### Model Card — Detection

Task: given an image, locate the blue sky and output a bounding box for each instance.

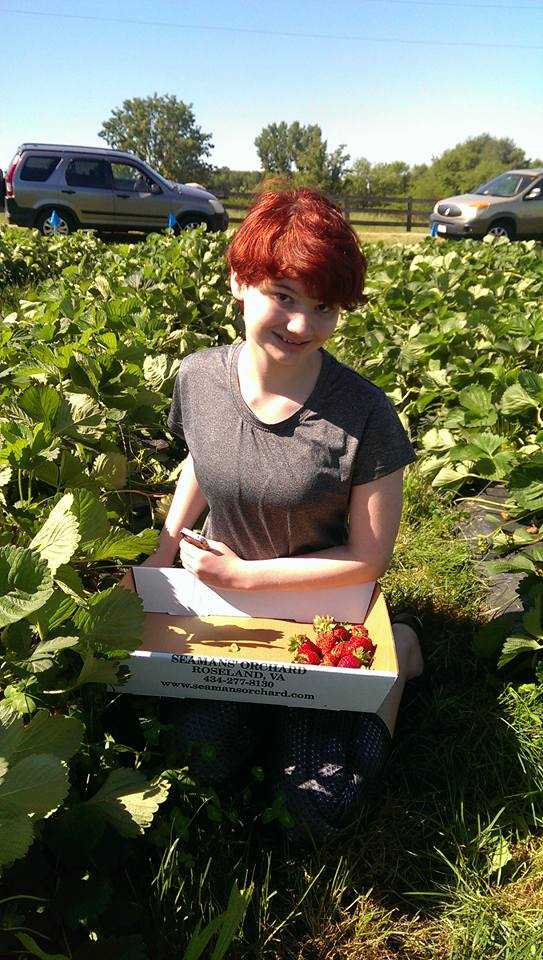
[2,0,542,173]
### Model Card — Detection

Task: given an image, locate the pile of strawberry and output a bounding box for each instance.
[288,615,377,669]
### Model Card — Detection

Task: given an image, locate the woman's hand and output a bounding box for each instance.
[179,538,247,590]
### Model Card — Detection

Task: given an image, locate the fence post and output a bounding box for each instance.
[343,198,351,222]
[406,197,413,232]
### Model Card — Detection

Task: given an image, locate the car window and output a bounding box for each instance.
[65,159,111,189]
[20,155,61,182]
[474,172,537,197]
[110,162,155,192]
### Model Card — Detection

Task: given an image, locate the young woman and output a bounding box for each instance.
[124,187,423,844]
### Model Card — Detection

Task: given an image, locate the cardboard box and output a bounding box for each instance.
[116,569,398,713]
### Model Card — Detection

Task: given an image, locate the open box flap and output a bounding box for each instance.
[132,567,375,623]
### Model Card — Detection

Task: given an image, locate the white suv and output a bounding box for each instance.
[429,168,543,241]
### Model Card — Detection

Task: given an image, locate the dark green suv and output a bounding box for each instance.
[5,143,228,236]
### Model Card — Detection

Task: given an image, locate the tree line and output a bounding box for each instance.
[99,93,542,200]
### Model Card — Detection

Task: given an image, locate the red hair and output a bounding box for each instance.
[226,187,367,309]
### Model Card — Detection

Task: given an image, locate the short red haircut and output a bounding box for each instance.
[226,187,367,309]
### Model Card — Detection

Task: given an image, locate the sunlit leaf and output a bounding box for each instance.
[93,451,128,489]
[29,492,80,575]
[87,769,170,837]
[0,546,54,627]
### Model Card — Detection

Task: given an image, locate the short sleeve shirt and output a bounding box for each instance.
[167,343,416,561]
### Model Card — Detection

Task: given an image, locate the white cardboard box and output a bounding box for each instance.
[116,569,398,713]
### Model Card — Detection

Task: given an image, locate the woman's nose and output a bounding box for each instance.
[286,310,311,333]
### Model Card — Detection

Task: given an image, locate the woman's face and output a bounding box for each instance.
[231,273,340,366]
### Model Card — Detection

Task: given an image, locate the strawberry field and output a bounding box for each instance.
[0,225,542,959]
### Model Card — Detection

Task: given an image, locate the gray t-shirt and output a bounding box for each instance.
[167,343,416,561]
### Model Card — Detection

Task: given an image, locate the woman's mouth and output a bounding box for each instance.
[274,333,311,346]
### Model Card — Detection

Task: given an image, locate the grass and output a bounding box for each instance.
[136,472,543,958]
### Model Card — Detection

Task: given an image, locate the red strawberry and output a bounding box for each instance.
[321,651,341,666]
[344,635,375,654]
[295,642,322,665]
[330,641,348,660]
[336,652,362,669]
[349,642,377,667]
[315,624,351,656]
[315,630,337,656]
[349,623,369,637]
[331,625,351,644]
[287,633,312,653]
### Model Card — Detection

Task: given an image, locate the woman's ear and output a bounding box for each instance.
[230,271,245,301]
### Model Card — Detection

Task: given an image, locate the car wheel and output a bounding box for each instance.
[176,213,209,231]
[36,209,77,236]
[485,220,515,240]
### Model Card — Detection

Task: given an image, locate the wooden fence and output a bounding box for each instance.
[219,192,436,232]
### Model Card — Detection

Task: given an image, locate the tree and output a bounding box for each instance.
[98,93,213,184]
[254,122,349,191]
[208,168,263,195]
[254,122,298,174]
[410,134,527,198]
[346,159,410,197]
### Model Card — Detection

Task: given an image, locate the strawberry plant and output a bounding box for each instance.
[1,225,543,956]
[331,235,543,678]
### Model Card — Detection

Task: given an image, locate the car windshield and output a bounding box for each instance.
[473,172,537,197]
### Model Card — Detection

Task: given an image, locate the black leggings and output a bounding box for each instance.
[166,698,391,844]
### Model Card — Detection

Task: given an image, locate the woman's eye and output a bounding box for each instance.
[316,303,331,313]
[273,292,291,303]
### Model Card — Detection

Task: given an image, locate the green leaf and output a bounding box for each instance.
[2,686,36,715]
[27,636,79,674]
[29,589,77,640]
[210,882,253,960]
[485,555,536,574]
[69,488,110,549]
[0,703,25,759]
[498,635,542,668]
[93,451,128,489]
[18,385,61,426]
[74,585,144,650]
[75,651,120,687]
[500,383,539,415]
[54,563,87,602]
[87,769,170,837]
[143,353,173,387]
[89,528,159,561]
[14,934,69,960]
[459,385,494,417]
[0,546,54,627]
[432,464,470,488]
[509,456,543,511]
[488,836,512,875]
[523,591,543,640]
[29,492,80,575]
[0,754,69,817]
[0,465,12,487]
[183,918,223,960]
[8,710,84,763]
[518,369,543,398]
[420,428,456,451]
[0,813,34,867]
